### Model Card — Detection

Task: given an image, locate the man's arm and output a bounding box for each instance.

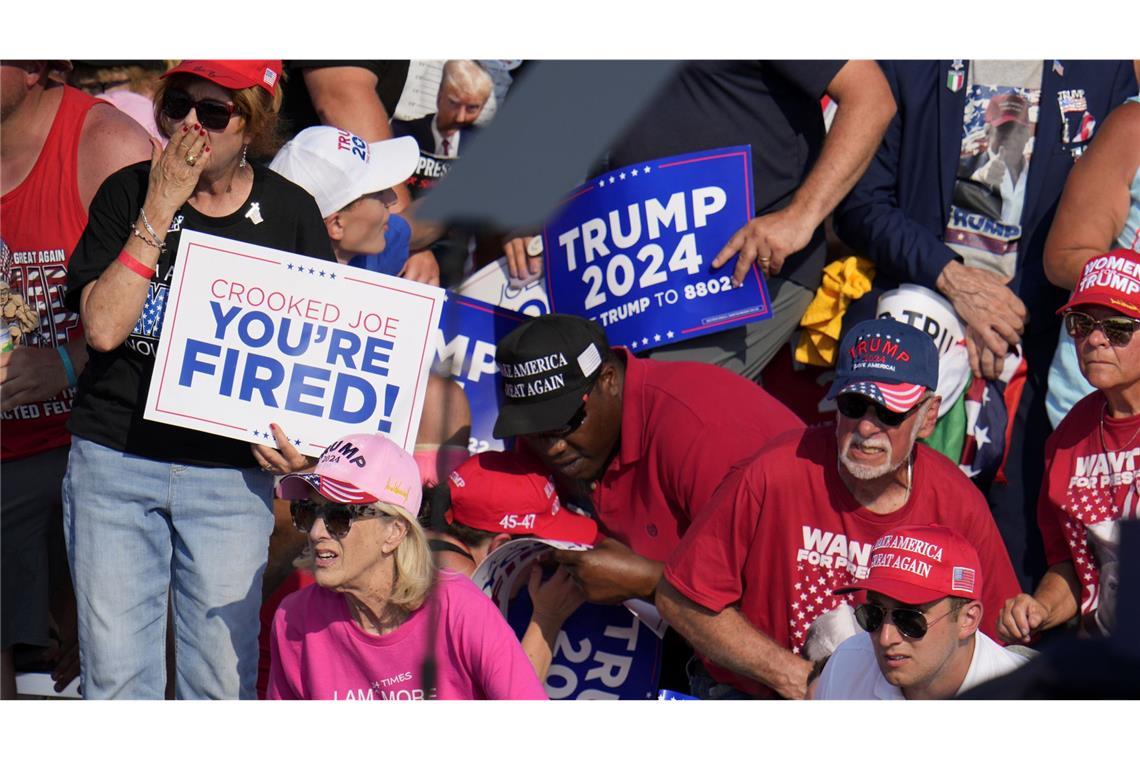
[1043,101,1140,290]
[549,537,662,604]
[713,60,896,284]
[77,99,153,208]
[302,66,411,209]
[656,578,811,700]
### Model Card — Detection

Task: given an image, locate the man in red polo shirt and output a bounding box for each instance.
[492,314,803,605]
[657,319,1021,699]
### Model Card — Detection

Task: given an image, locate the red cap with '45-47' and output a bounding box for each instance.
[445,450,598,545]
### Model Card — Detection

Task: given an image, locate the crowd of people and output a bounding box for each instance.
[2,57,1139,701]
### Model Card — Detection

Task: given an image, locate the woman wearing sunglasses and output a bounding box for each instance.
[1000,247,1140,646]
[267,432,546,700]
[62,60,335,699]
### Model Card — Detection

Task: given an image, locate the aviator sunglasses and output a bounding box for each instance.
[836,393,922,428]
[161,88,239,131]
[854,602,955,640]
[1064,310,1140,347]
[290,498,383,540]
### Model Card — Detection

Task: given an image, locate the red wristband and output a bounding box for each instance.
[118,250,156,279]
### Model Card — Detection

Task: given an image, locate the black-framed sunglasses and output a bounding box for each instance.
[290,498,383,540]
[836,393,922,428]
[529,377,599,440]
[854,602,955,640]
[1064,310,1140,347]
[161,88,238,132]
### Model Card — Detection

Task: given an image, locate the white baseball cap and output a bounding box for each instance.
[269,127,419,218]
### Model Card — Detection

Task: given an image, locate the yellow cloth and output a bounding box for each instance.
[793,256,876,366]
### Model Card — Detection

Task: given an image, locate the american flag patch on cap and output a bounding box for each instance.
[263,68,278,86]
[951,566,976,593]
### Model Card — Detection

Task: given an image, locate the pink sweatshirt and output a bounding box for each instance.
[267,570,546,700]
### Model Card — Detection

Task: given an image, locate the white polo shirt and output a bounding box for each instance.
[813,631,1029,699]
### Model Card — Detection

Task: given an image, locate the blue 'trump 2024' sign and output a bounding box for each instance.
[542,146,771,351]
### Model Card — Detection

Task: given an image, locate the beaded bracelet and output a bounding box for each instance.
[118,249,156,280]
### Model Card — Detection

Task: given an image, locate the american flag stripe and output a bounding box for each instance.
[951,567,976,593]
[292,474,377,505]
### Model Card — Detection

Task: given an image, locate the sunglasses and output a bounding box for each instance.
[290,498,383,540]
[855,602,955,640]
[161,88,239,132]
[528,379,598,440]
[836,393,922,427]
[1064,310,1140,347]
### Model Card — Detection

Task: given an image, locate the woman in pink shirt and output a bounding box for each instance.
[266,432,546,700]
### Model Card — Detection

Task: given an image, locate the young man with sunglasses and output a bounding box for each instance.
[814,524,1029,699]
[1000,248,1140,644]
[658,319,1020,699]
[492,314,803,608]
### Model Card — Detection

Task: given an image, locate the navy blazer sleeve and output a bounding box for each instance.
[832,61,959,290]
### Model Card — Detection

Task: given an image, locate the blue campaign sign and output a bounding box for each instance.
[434,294,530,455]
[542,145,771,351]
[507,591,662,700]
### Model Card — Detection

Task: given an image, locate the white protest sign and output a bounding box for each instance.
[144,230,445,456]
[472,537,586,615]
[454,256,549,316]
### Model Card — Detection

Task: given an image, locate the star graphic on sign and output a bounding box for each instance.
[293,438,302,446]
[308,267,316,275]
[654,334,661,342]
[619,172,626,180]
[329,272,336,280]
[643,166,651,173]
[642,338,650,346]
[609,177,615,185]
[974,425,992,447]
[666,330,675,339]
[598,180,605,188]
[252,429,261,438]
[287,264,295,271]
[631,169,639,177]
[319,271,327,278]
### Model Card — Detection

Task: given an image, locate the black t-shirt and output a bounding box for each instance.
[65,162,335,467]
[606,60,844,290]
[279,61,410,139]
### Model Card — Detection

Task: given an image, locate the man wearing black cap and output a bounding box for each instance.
[493,313,803,606]
[814,524,1029,699]
[657,319,1020,699]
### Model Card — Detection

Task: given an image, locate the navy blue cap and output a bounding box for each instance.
[827,319,939,412]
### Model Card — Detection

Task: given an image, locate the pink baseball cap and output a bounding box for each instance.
[445,450,598,545]
[1058,248,1140,318]
[277,433,423,518]
[163,60,282,96]
[833,524,983,605]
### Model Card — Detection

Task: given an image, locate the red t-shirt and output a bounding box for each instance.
[664,425,1021,697]
[591,349,803,562]
[0,86,100,460]
[1038,391,1138,620]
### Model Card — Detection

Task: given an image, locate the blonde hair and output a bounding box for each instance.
[440,60,493,102]
[153,71,285,158]
[372,502,435,613]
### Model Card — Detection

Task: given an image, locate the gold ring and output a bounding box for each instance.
[186,153,198,166]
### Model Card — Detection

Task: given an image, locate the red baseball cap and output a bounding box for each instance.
[1058,247,1140,318]
[163,60,282,96]
[445,451,598,545]
[985,93,1030,127]
[833,524,982,605]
